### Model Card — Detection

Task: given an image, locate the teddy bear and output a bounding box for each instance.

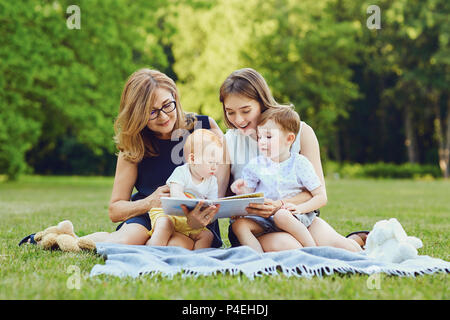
[364,218,423,263]
[34,220,96,253]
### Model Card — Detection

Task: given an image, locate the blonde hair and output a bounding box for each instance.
[259,106,301,138]
[219,68,293,128]
[113,68,195,162]
[183,129,223,162]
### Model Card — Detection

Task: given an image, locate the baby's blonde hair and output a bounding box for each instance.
[183,129,223,163]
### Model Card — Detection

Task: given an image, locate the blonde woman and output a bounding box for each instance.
[219,68,368,252]
[20,69,226,249]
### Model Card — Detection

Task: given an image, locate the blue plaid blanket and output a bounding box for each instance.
[90,243,450,279]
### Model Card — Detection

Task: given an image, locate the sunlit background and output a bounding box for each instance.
[0,0,448,179]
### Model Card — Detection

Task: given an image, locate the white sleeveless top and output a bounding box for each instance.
[225,121,304,182]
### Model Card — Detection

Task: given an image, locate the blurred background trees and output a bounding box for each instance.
[0,0,448,179]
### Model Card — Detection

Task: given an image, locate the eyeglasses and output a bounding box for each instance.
[149,100,176,120]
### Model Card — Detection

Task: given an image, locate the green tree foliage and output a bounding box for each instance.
[0,0,169,179]
[1,0,448,178]
[241,0,362,157]
[344,0,449,175]
[167,0,255,125]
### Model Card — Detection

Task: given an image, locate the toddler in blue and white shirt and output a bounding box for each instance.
[230,107,327,252]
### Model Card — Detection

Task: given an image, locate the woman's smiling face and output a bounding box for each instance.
[146,87,178,139]
[223,94,262,137]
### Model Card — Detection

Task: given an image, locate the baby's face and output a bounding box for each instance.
[257,120,292,160]
[189,145,223,179]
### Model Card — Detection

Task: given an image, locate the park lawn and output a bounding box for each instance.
[0,176,448,300]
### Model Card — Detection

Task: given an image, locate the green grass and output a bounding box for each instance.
[0,176,449,299]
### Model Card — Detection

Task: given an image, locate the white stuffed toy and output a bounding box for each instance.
[364,218,423,263]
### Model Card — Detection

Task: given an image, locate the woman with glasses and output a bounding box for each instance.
[20,68,226,248]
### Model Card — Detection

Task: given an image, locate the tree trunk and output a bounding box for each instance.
[333,128,342,162]
[404,103,418,163]
[431,91,450,178]
[444,97,450,178]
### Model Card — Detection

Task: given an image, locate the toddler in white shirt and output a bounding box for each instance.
[147,129,223,250]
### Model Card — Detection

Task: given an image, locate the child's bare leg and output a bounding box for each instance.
[273,209,316,247]
[167,231,194,250]
[231,218,265,253]
[192,229,214,250]
[147,217,174,246]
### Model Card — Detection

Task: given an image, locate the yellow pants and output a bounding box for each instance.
[148,208,206,238]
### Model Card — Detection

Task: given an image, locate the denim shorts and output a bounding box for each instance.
[247,211,317,236]
[229,210,319,245]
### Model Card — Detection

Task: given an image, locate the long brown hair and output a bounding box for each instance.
[219,68,293,128]
[114,68,194,162]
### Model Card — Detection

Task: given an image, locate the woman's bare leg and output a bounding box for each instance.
[83,223,150,245]
[257,232,303,252]
[347,233,368,247]
[307,217,361,252]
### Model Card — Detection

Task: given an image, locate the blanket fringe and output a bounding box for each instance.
[92,244,450,280]
[137,264,449,280]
